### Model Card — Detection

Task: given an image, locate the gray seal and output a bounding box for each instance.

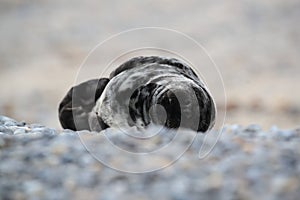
[59,56,216,132]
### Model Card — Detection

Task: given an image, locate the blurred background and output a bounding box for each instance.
[0,0,299,130]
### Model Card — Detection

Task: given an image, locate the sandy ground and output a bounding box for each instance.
[0,0,299,130]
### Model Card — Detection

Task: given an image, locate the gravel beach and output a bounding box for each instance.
[1,115,299,200]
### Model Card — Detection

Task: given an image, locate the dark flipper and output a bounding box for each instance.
[58,78,109,131]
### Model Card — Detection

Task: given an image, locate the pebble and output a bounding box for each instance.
[0,115,299,200]
[23,180,44,199]
[0,115,17,126]
[244,124,261,132]
[0,126,14,135]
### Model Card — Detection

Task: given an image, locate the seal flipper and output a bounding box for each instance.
[58,78,109,131]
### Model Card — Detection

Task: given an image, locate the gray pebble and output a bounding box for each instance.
[4,121,18,127]
[0,126,14,135]
[0,116,17,126]
[246,124,261,131]
[14,128,27,135]
[29,123,46,128]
